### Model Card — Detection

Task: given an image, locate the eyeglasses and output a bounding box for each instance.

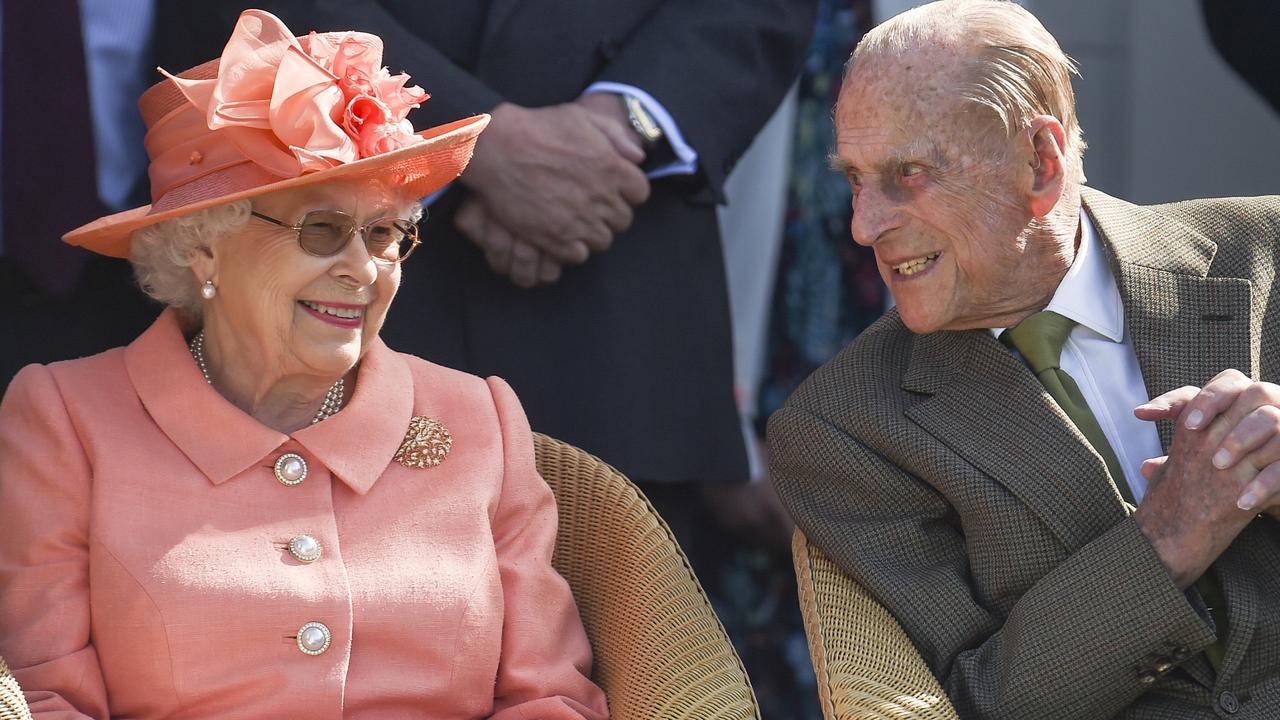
[250,209,422,263]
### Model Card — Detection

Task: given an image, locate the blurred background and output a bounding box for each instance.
[1019,0,1280,203]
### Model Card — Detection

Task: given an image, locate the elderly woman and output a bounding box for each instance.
[0,10,607,719]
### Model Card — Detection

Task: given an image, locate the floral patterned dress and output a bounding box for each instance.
[707,3,882,718]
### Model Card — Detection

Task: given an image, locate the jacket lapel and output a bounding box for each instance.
[903,329,1128,551]
[1085,188,1255,685]
[1084,188,1255,452]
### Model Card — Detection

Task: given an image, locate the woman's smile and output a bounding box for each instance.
[298,299,366,329]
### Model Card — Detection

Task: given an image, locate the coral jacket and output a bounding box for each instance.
[0,310,607,720]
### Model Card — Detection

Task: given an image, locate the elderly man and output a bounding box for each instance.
[769,1,1280,717]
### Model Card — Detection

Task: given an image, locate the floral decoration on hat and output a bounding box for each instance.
[160,10,430,179]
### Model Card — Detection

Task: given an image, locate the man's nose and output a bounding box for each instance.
[850,185,900,247]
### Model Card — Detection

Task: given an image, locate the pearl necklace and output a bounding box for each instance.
[187,331,345,425]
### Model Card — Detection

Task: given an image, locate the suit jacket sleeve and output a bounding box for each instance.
[0,365,108,719]
[153,0,505,125]
[483,377,608,720]
[592,0,817,202]
[768,405,1218,720]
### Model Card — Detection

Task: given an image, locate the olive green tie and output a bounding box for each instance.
[1002,311,1226,672]
[1002,312,1130,498]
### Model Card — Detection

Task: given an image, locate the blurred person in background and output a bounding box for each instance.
[711,0,879,716]
[0,0,157,391]
[1201,0,1280,116]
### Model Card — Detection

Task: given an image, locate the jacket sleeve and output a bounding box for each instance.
[768,404,1217,720]
[0,365,108,719]
[483,377,609,720]
[591,0,817,202]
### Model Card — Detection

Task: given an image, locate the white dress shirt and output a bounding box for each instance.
[992,210,1163,503]
[582,82,699,178]
[80,0,155,211]
[424,84,697,206]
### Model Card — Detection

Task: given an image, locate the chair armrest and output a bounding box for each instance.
[0,655,34,720]
[792,529,960,720]
[535,432,760,720]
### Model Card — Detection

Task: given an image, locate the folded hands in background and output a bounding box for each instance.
[456,94,651,288]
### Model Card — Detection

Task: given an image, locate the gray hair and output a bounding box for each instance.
[851,0,1087,182]
[129,200,253,320]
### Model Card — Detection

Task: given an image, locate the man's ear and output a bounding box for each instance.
[1025,115,1067,218]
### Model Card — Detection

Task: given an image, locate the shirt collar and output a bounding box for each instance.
[988,209,1125,342]
[125,310,412,494]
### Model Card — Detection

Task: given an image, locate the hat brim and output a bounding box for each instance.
[64,114,489,258]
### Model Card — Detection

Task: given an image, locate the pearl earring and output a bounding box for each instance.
[200,280,216,300]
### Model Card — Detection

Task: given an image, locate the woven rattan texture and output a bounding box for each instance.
[793,530,958,720]
[0,656,32,720]
[533,433,760,720]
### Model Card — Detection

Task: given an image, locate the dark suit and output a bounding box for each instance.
[770,189,1280,718]
[154,0,816,484]
[1201,0,1280,116]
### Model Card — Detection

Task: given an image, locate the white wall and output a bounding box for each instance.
[1030,0,1280,203]
[875,0,1280,203]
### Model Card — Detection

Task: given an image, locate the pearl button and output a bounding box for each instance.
[274,453,308,486]
[288,534,322,563]
[296,622,331,655]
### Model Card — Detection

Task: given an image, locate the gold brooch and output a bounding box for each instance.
[394,416,453,469]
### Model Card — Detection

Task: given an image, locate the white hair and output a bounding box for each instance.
[851,0,1087,182]
[129,200,252,320]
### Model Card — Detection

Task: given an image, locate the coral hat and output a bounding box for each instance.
[64,9,489,258]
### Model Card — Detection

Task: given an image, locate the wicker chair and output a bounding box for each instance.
[0,656,31,720]
[534,432,760,719]
[793,529,959,720]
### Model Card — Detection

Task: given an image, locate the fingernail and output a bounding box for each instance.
[1239,493,1258,511]
[1213,449,1232,469]
[1186,410,1204,429]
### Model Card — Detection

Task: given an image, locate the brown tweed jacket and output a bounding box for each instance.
[769,188,1280,719]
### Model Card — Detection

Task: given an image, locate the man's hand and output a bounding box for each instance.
[460,101,650,265]
[1133,408,1257,588]
[1137,371,1280,513]
[1132,370,1280,587]
[455,197,563,288]
[574,91,648,160]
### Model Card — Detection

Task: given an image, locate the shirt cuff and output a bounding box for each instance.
[422,186,450,207]
[583,82,699,179]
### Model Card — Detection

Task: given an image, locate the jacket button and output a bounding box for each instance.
[1218,691,1240,714]
[1136,670,1157,686]
[274,452,308,486]
[287,535,322,563]
[1153,660,1174,674]
[297,622,331,655]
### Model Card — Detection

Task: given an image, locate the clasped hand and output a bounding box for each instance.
[455,96,651,288]
[1133,369,1280,588]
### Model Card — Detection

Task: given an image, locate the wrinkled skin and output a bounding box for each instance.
[190,179,419,433]
[832,48,1076,334]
